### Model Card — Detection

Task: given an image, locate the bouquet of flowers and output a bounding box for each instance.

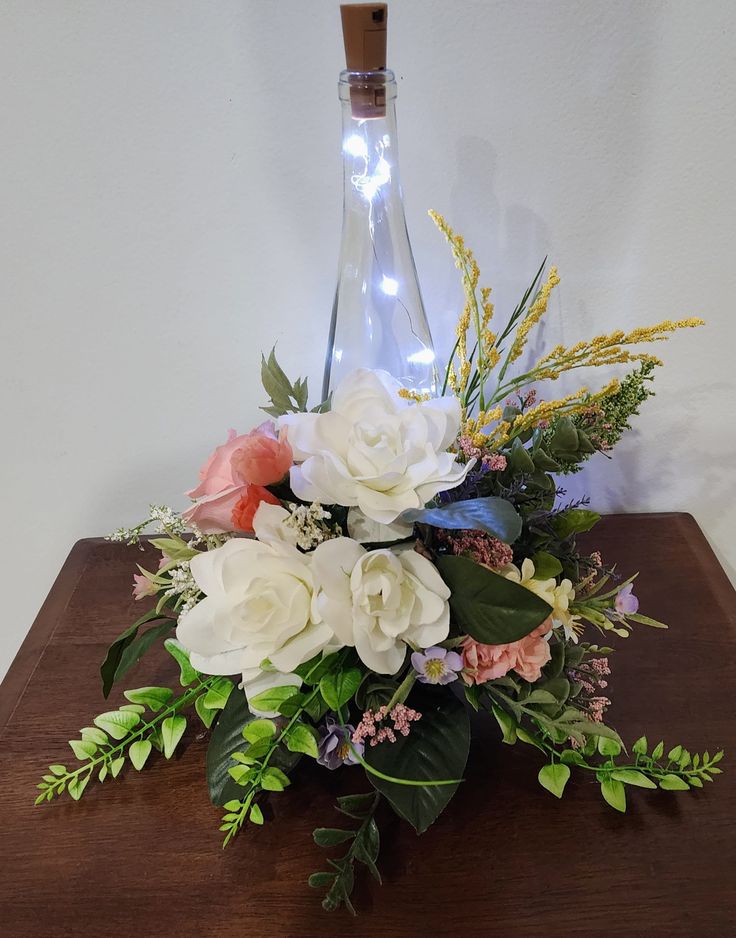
[36,214,723,914]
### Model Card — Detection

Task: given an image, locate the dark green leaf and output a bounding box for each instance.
[552,508,601,540]
[401,496,522,544]
[313,828,355,847]
[436,555,552,644]
[100,609,174,697]
[365,686,470,833]
[531,551,563,579]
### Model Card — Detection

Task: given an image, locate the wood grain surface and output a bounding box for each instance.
[1,513,734,937]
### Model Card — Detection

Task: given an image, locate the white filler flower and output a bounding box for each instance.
[176,504,334,676]
[311,537,451,674]
[279,369,469,525]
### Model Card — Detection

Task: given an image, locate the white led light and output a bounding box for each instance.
[407,348,436,365]
[381,276,399,296]
[343,134,368,158]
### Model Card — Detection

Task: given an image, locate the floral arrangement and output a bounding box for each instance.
[36,214,723,914]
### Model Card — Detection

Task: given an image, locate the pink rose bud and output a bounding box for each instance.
[230,423,293,486]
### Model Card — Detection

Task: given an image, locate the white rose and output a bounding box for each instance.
[176,505,335,676]
[279,368,469,525]
[311,537,451,674]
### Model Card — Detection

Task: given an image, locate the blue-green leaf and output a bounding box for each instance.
[401,496,522,544]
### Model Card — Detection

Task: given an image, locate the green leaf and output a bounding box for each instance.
[161,714,187,759]
[129,739,153,771]
[119,703,146,714]
[365,686,470,834]
[552,508,601,539]
[149,537,199,562]
[531,551,563,579]
[242,719,277,743]
[195,694,217,728]
[261,767,290,791]
[600,777,626,812]
[248,684,300,713]
[93,710,141,741]
[49,765,67,776]
[401,496,522,544]
[491,704,518,744]
[286,724,319,758]
[308,872,335,888]
[100,609,174,697]
[597,736,622,757]
[313,828,355,847]
[538,763,571,798]
[659,774,690,791]
[435,555,552,644]
[124,686,174,712]
[67,774,91,801]
[651,740,664,760]
[69,739,97,760]
[202,677,234,711]
[319,668,362,711]
[632,735,648,755]
[163,639,199,686]
[516,727,545,751]
[80,726,109,746]
[110,756,125,778]
[610,769,657,789]
[249,803,264,825]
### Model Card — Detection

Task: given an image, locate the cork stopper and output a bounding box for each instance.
[340,3,388,118]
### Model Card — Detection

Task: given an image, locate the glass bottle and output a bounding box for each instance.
[322,69,439,400]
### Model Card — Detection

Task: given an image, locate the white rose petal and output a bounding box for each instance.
[312,538,451,675]
[176,535,336,679]
[279,368,470,525]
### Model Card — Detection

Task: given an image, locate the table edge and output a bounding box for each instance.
[0,539,98,729]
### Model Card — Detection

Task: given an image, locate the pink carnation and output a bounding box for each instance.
[182,422,291,534]
[461,618,553,685]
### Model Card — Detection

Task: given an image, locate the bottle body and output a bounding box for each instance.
[322,70,439,400]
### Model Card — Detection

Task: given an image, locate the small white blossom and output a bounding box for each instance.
[283,502,340,550]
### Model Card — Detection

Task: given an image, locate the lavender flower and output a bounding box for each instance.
[615,583,639,615]
[411,646,463,685]
[317,717,362,770]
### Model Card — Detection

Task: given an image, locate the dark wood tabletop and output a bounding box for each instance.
[1,513,735,937]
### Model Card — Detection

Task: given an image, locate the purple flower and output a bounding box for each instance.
[317,717,362,770]
[410,646,464,685]
[615,583,639,616]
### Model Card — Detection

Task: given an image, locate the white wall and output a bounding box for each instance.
[2,0,735,679]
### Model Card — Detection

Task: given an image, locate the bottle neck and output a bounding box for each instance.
[339,70,402,208]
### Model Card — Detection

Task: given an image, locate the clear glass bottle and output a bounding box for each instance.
[322,69,439,400]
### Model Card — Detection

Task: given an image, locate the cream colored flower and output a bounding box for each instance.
[311,538,451,675]
[176,504,334,676]
[279,368,469,525]
[502,558,582,642]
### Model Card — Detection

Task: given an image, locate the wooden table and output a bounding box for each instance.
[1,513,735,937]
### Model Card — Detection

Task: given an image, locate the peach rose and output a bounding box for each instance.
[461,618,553,685]
[183,423,291,534]
[230,422,292,486]
[231,485,281,533]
